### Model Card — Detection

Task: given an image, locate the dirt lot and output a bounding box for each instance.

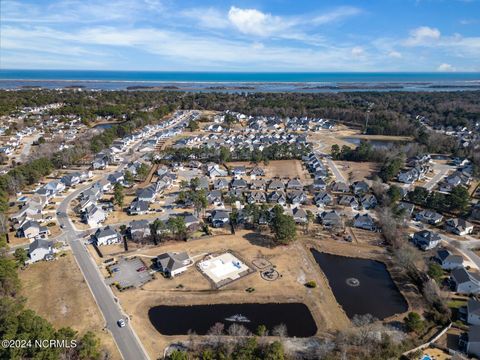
[333,161,380,182]
[18,252,120,360]
[227,160,311,182]
[106,229,413,359]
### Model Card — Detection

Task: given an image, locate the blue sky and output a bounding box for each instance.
[1,0,479,72]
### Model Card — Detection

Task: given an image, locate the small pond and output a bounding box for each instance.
[310,249,408,319]
[342,137,403,149]
[148,303,317,337]
[93,122,125,130]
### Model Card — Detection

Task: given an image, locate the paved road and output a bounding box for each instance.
[53,111,192,360]
[424,163,453,191]
[326,158,348,184]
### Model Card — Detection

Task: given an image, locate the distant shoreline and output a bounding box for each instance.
[1,70,480,92]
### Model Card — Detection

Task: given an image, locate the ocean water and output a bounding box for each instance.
[1,69,480,92]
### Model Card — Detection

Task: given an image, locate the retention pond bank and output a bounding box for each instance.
[148,303,317,337]
[310,249,408,319]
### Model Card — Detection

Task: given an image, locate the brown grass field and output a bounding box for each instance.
[18,252,121,360]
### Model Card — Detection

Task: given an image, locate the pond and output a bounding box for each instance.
[310,249,408,319]
[92,121,125,130]
[342,137,402,149]
[148,303,317,337]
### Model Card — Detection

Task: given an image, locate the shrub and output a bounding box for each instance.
[305,280,317,288]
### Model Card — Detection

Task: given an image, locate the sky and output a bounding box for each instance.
[1,0,479,72]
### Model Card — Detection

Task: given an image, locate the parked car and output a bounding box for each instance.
[117,319,126,328]
[136,266,147,272]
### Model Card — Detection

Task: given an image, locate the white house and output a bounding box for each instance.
[28,239,54,263]
[155,252,191,277]
[93,226,121,246]
[451,267,480,294]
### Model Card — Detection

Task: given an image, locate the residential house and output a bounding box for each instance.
[352,181,369,195]
[231,178,248,189]
[287,178,303,190]
[268,191,287,205]
[319,210,342,228]
[312,178,327,191]
[292,207,308,224]
[338,195,359,210]
[107,171,124,185]
[136,185,157,203]
[17,220,49,239]
[415,210,443,225]
[468,299,480,325]
[268,179,285,191]
[331,182,349,193]
[314,191,333,207]
[435,249,463,270]
[247,191,266,204]
[180,213,200,230]
[207,190,223,205]
[93,226,121,246]
[412,230,441,250]
[287,190,307,205]
[28,239,54,263]
[471,203,480,221]
[61,173,81,187]
[231,166,246,177]
[210,210,230,228]
[451,267,480,294]
[128,200,150,215]
[466,326,480,358]
[82,204,107,227]
[353,213,376,231]
[155,252,191,277]
[207,164,228,178]
[445,218,474,236]
[250,179,266,190]
[249,166,265,178]
[361,194,377,209]
[129,220,151,241]
[397,202,415,216]
[213,178,229,190]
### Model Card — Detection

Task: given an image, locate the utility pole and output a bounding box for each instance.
[364,102,374,134]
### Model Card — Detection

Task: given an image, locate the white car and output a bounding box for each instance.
[117,319,126,328]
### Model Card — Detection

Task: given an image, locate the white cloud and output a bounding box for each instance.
[312,6,362,25]
[405,26,441,45]
[351,46,365,57]
[437,63,456,72]
[388,50,402,58]
[181,8,230,29]
[227,6,291,37]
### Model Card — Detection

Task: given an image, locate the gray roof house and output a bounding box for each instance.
[247,191,266,204]
[331,182,350,193]
[319,210,342,228]
[445,218,474,236]
[353,213,376,231]
[287,190,307,205]
[268,180,285,191]
[213,178,230,190]
[360,194,377,210]
[465,325,480,358]
[287,178,303,190]
[467,299,480,326]
[397,202,415,216]
[292,207,308,224]
[231,178,248,189]
[314,191,333,207]
[128,200,149,215]
[94,226,121,246]
[412,230,441,251]
[82,204,107,227]
[415,210,443,225]
[17,220,49,239]
[210,210,230,228]
[268,191,287,205]
[352,181,369,195]
[155,252,191,277]
[338,195,359,210]
[136,185,157,203]
[451,267,480,294]
[28,239,54,263]
[129,220,151,241]
[435,249,463,270]
[207,190,223,205]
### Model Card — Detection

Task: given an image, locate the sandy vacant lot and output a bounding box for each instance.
[333,161,380,182]
[19,252,120,360]
[227,160,311,182]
